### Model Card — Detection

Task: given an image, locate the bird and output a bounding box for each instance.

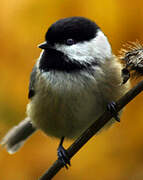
[1,16,130,168]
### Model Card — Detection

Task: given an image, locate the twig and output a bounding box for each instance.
[39,80,143,180]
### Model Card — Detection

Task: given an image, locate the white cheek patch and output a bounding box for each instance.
[55,30,112,64]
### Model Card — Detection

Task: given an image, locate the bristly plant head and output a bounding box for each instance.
[119,41,143,84]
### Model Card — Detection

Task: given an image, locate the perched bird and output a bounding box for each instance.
[1,16,130,168]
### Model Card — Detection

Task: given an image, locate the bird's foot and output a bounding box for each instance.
[57,137,71,169]
[107,101,120,122]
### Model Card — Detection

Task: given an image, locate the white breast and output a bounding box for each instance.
[27,68,109,139]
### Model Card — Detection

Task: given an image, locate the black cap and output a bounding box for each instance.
[45,17,100,45]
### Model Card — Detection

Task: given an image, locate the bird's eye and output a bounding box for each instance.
[66,39,75,45]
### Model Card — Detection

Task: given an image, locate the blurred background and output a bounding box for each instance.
[0,0,143,179]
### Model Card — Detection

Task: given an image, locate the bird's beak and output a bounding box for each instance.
[38,42,53,50]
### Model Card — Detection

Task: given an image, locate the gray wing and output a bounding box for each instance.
[28,65,37,99]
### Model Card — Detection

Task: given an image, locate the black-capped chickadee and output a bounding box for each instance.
[1,17,130,167]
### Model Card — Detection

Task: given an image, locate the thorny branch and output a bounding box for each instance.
[39,42,143,180]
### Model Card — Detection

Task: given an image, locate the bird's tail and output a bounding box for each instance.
[0,117,37,154]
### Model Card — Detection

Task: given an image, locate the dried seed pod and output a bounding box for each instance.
[121,68,130,84]
[119,41,143,84]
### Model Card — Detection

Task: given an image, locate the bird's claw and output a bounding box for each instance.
[57,137,71,169]
[107,101,120,122]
